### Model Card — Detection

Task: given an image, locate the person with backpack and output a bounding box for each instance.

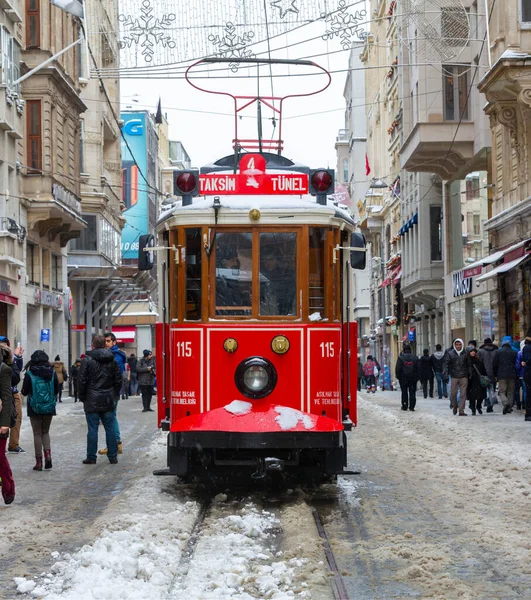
[78,335,123,464]
[418,348,435,399]
[395,344,419,411]
[430,344,447,399]
[52,355,68,403]
[363,355,378,393]
[519,337,531,422]
[0,342,16,504]
[443,338,469,416]
[493,336,518,415]
[21,350,59,471]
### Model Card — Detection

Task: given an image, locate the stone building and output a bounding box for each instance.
[476,1,531,341]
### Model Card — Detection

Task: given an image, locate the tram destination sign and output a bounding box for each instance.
[199,173,309,195]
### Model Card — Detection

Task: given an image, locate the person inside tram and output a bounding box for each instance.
[260,247,296,316]
[215,245,251,314]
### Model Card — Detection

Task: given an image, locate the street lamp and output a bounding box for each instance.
[369,177,390,391]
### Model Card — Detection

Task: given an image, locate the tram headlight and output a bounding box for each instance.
[235,357,277,400]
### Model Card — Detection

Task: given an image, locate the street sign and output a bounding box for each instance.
[199,173,308,195]
[40,329,50,342]
[71,324,86,331]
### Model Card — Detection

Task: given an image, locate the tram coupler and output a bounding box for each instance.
[161,418,170,432]
[342,417,353,431]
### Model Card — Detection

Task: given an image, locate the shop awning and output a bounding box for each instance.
[111,326,136,343]
[392,268,402,285]
[382,277,392,288]
[465,237,531,271]
[476,252,531,283]
[0,293,18,306]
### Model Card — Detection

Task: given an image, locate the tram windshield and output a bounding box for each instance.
[215,232,253,316]
[259,233,297,316]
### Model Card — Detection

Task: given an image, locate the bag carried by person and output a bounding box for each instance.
[400,357,415,378]
[373,365,379,377]
[363,361,375,378]
[27,372,56,414]
[473,365,490,388]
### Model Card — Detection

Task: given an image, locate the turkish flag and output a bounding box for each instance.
[365,153,371,176]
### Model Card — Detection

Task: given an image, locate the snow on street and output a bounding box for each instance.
[2,390,531,599]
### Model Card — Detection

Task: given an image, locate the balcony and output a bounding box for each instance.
[0,88,23,138]
[400,121,475,180]
[23,177,85,246]
[0,0,22,21]
[336,129,350,143]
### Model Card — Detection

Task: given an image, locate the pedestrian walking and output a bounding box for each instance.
[395,344,419,411]
[21,350,58,471]
[121,363,130,400]
[357,356,364,392]
[478,337,499,412]
[99,332,127,456]
[70,359,81,402]
[443,338,469,416]
[493,336,518,415]
[52,356,68,403]
[78,335,122,464]
[430,344,447,399]
[519,337,531,422]
[5,339,25,453]
[467,346,487,415]
[418,348,435,399]
[127,353,138,396]
[0,342,16,504]
[362,355,378,393]
[515,341,527,413]
[137,349,156,412]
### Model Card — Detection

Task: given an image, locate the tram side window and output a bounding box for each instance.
[185,228,202,320]
[259,233,297,316]
[215,232,253,316]
[309,227,326,317]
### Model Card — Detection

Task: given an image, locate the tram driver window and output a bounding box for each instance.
[185,228,202,320]
[215,232,253,316]
[259,233,297,316]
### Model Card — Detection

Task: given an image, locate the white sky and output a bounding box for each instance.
[119,17,364,170]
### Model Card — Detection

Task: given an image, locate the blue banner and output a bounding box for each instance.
[40,329,50,343]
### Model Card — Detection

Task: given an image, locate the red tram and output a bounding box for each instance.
[138,59,366,482]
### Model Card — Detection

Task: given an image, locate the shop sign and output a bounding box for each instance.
[452,270,472,298]
[34,288,63,309]
[408,330,416,341]
[52,182,81,214]
[40,329,50,342]
[71,324,86,332]
[463,265,482,278]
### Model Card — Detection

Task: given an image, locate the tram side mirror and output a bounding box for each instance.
[138,234,155,271]
[350,232,366,270]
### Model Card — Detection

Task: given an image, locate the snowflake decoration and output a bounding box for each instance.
[321,0,367,50]
[119,0,176,63]
[208,22,255,72]
[270,0,299,19]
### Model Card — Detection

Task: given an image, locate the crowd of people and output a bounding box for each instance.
[360,335,531,417]
[0,333,156,506]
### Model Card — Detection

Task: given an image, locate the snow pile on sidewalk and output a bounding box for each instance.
[174,502,310,600]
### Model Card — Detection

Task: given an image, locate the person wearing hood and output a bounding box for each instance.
[52,355,68,403]
[137,349,156,412]
[515,340,527,413]
[430,345,447,399]
[467,346,487,415]
[443,338,469,415]
[478,337,499,412]
[362,355,379,393]
[493,336,518,414]
[21,350,59,471]
[0,343,16,504]
[418,349,435,399]
[395,345,419,411]
[519,337,531,421]
[100,332,127,457]
[78,335,122,464]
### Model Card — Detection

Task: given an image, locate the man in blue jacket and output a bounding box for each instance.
[98,332,127,456]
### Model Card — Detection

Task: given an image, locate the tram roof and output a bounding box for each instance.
[158,195,355,230]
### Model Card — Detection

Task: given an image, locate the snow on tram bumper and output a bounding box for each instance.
[159,401,347,479]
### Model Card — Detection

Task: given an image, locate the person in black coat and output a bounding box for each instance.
[0,344,15,504]
[78,335,122,464]
[21,350,59,471]
[493,336,518,414]
[396,345,419,411]
[418,348,435,399]
[467,346,487,415]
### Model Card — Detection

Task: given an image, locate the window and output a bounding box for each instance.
[309,228,326,315]
[443,66,469,121]
[42,248,50,289]
[27,243,40,285]
[430,206,442,261]
[259,233,297,316]
[473,214,481,235]
[465,175,479,200]
[522,0,531,22]
[441,7,469,46]
[52,254,61,291]
[0,28,21,90]
[215,232,253,316]
[185,228,202,320]
[99,217,120,264]
[26,0,40,48]
[343,159,349,183]
[27,100,42,171]
[71,214,97,251]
